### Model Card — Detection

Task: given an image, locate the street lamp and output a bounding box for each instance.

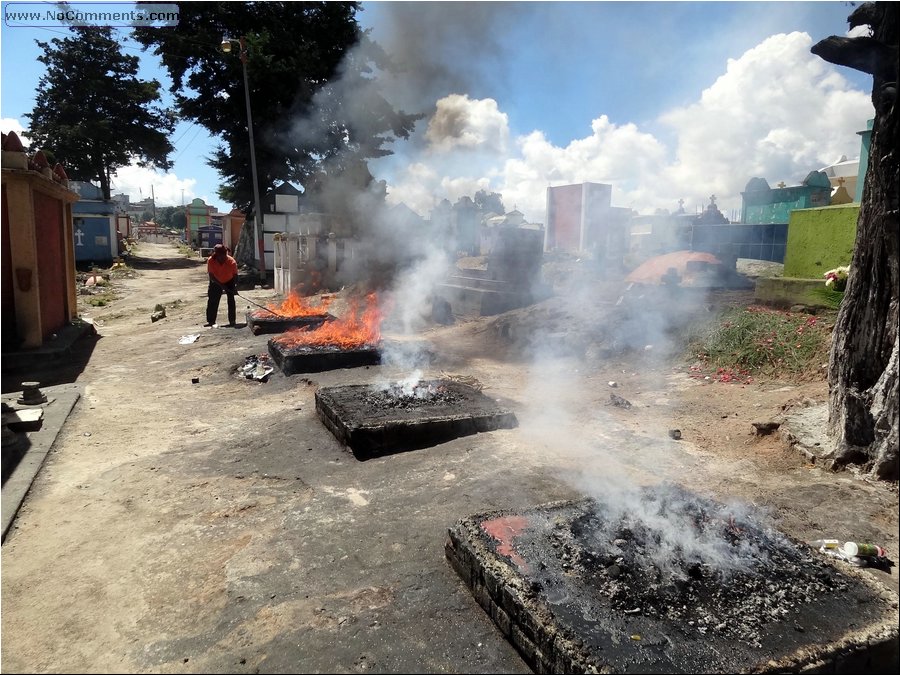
[222,36,265,281]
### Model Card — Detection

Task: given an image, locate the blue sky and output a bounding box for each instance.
[1,1,873,222]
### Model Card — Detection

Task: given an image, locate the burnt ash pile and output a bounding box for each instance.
[246,311,332,335]
[316,379,518,459]
[446,486,899,674]
[559,485,843,647]
[361,381,466,410]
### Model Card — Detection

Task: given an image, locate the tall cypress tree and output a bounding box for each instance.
[26,26,175,199]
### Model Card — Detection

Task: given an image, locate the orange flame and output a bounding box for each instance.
[250,289,333,319]
[273,293,382,350]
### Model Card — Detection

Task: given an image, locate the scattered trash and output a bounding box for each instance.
[239,354,274,381]
[178,334,200,345]
[608,381,617,388]
[151,304,166,323]
[808,539,840,550]
[608,393,632,409]
[191,377,200,384]
[668,429,682,440]
[811,540,894,571]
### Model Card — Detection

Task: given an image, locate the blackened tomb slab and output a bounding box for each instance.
[267,340,381,375]
[247,311,332,335]
[315,379,518,459]
[446,488,899,674]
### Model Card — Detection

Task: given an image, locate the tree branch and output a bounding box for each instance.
[811,36,898,81]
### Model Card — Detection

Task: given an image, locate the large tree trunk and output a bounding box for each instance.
[232,211,257,270]
[813,2,899,480]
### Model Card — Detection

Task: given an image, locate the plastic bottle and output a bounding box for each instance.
[842,542,886,557]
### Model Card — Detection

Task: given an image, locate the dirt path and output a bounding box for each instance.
[1,241,897,673]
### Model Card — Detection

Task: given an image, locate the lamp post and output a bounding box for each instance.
[222,36,265,281]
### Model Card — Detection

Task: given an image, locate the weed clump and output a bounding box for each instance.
[688,306,834,381]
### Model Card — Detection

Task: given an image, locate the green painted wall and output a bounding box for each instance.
[741,172,832,224]
[783,204,858,278]
[187,198,210,242]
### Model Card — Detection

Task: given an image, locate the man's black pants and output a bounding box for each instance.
[207,280,237,325]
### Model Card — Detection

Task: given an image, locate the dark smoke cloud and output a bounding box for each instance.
[360,1,514,121]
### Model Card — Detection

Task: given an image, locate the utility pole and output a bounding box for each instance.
[223,35,265,283]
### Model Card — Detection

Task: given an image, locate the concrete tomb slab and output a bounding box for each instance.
[246,310,332,335]
[267,339,381,375]
[446,486,899,674]
[316,379,518,459]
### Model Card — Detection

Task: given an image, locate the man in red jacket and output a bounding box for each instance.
[206,244,239,327]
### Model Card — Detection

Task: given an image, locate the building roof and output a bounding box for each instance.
[819,155,859,179]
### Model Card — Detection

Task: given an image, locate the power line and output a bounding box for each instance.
[173,124,206,161]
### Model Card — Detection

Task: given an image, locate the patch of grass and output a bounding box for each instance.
[687,305,835,381]
[87,291,117,307]
[810,287,845,310]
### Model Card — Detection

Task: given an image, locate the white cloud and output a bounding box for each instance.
[657,32,872,214]
[1,118,31,145]
[378,32,872,224]
[2,117,204,208]
[109,163,199,208]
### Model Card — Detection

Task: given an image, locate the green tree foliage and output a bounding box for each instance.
[155,205,178,228]
[134,2,422,212]
[474,190,506,215]
[26,27,175,200]
[155,205,187,231]
[171,208,187,232]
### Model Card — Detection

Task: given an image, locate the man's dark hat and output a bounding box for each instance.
[213,243,226,253]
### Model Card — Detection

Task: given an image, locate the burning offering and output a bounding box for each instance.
[316,374,518,459]
[268,294,382,374]
[246,290,333,335]
[446,485,898,674]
